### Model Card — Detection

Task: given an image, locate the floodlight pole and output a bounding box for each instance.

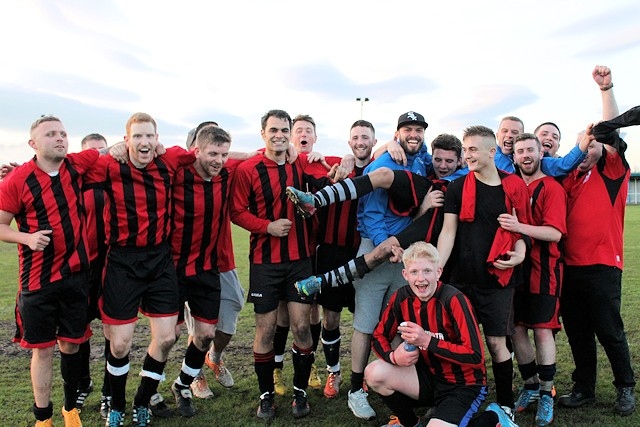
[356,97,370,119]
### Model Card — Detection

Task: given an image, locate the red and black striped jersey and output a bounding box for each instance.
[230,153,327,264]
[216,213,235,273]
[524,176,566,296]
[0,151,99,292]
[170,160,239,276]
[83,186,107,264]
[372,283,486,387]
[86,146,195,247]
[316,165,365,250]
[562,148,630,269]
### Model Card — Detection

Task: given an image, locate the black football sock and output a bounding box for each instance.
[254,350,275,395]
[322,326,341,371]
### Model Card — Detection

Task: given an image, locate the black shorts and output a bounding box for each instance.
[315,243,357,313]
[177,269,221,324]
[388,170,431,216]
[100,243,179,324]
[514,289,561,330]
[16,270,90,348]
[87,258,105,322]
[249,258,313,314]
[415,359,436,404]
[454,283,515,337]
[431,380,487,426]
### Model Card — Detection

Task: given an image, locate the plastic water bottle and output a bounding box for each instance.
[400,322,417,351]
[404,342,417,351]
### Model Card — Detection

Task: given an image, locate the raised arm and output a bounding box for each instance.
[593,65,619,155]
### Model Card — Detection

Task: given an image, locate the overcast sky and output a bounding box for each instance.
[1,0,639,170]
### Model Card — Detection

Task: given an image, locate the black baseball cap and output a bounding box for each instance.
[397,111,428,130]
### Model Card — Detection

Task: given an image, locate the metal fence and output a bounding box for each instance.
[629,174,639,205]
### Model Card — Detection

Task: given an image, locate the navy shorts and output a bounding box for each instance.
[315,243,357,313]
[249,258,313,314]
[100,243,179,324]
[16,270,89,348]
[177,269,221,324]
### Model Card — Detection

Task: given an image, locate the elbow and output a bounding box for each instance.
[549,230,563,242]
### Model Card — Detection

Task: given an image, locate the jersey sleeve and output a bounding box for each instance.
[164,145,196,170]
[494,148,515,173]
[371,291,401,364]
[0,170,22,214]
[540,145,586,177]
[67,149,101,174]
[229,162,271,234]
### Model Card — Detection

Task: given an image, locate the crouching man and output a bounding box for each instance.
[365,242,517,427]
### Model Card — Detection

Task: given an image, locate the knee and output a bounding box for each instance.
[364,361,384,388]
[486,337,506,357]
[378,167,394,181]
[156,335,177,354]
[58,341,79,355]
[32,346,55,361]
[110,340,131,359]
[195,332,215,351]
[323,312,340,330]
[290,324,311,346]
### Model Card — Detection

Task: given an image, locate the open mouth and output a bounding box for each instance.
[406,140,421,149]
[415,283,429,291]
[542,142,553,150]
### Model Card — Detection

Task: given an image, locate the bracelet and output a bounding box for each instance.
[600,83,614,91]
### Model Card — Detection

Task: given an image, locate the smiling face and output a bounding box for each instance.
[348,125,376,163]
[497,119,524,155]
[402,257,442,302]
[535,124,561,157]
[463,135,495,174]
[432,148,461,179]
[29,119,69,163]
[125,121,158,168]
[514,137,543,177]
[396,124,425,155]
[261,116,291,158]
[291,119,317,153]
[194,141,230,179]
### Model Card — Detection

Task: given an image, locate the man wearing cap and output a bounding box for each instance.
[346,111,429,420]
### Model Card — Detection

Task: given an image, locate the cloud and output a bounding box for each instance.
[444,85,539,130]
[8,72,140,105]
[552,4,640,55]
[0,87,191,144]
[282,63,437,103]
